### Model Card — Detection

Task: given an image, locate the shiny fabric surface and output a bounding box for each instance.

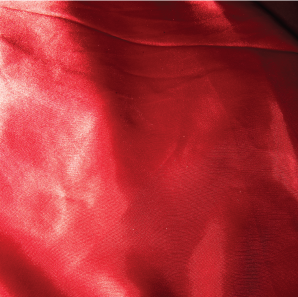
[0,1,298,296]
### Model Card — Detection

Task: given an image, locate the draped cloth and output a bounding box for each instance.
[0,1,298,296]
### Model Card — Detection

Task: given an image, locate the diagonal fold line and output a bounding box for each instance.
[0,5,298,55]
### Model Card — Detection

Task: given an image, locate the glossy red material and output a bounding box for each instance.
[0,2,298,296]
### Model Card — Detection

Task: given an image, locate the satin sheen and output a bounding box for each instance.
[0,2,298,296]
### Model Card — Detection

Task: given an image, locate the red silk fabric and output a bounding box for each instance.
[0,1,298,296]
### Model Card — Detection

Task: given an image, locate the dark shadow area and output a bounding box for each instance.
[256,1,298,40]
[126,252,177,297]
[0,233,68,297]
[223,179,298,296]
[261,50,298,158]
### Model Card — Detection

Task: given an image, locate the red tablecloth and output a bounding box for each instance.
[0,2,298,296]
